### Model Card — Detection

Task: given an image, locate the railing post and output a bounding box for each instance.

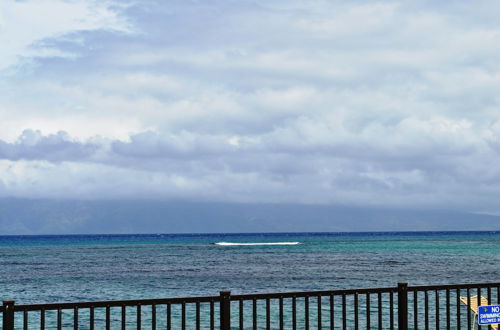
[398,282,408,330]
[220,290,231,330]
[2,300,15,330]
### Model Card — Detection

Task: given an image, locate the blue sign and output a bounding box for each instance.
[478,305,500,326]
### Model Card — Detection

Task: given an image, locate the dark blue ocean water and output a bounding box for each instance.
[1,231,499,305]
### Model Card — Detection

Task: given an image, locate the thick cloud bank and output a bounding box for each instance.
[1,0,500,213]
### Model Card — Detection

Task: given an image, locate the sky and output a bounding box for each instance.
[1,0,500,215]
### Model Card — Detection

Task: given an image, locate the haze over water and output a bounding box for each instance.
[1,231,499,304]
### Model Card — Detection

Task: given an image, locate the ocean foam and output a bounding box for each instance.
[214,242,300,246]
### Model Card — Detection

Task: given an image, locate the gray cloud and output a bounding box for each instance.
[0,125,499,213]
[0,130,100,162]
[1,0,500,214]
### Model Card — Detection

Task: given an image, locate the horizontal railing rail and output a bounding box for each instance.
[408,282,500,291]
[7,295,220,312]
[230,286,398,300]
[2,282,500,329]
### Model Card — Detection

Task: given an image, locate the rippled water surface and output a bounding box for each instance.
[1,232,499,304]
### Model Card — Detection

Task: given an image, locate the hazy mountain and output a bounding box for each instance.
[0,198,499,235]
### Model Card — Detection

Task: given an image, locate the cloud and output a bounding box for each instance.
[0,129,102,162]
[1,0,500,213]
[1,119,499,213]
[0,0,131,72]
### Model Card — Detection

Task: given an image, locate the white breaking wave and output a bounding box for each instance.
[214,242,301,246]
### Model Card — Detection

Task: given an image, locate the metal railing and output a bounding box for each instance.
[2,282,500,329]
[406,283,500,330]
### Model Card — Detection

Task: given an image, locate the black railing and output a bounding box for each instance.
[2,282,500,329]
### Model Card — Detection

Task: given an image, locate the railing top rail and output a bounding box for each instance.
[4,282,500,313]
[408,282,500,292]
[10,295,220,312]
[231,286,397,300]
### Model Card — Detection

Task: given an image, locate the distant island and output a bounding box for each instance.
[1,198,499,235]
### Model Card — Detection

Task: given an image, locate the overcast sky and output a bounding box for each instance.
[1,0,500,214]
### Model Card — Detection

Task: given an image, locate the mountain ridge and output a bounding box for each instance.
[1,198,499,235]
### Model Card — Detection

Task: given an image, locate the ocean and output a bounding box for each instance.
[1,231,499,305]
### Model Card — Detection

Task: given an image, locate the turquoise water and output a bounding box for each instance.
[1,231,500,305]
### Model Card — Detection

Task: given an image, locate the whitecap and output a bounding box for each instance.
[214,242,300,246]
